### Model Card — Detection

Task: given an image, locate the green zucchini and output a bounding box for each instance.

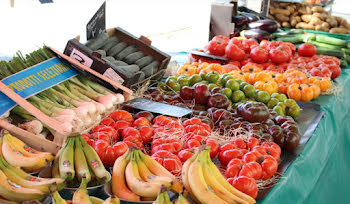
[315,35,347,47]
[107,42,127,57]
[345,54,350,64]
[135,56,154,68]
[308,40,343,50]
[276,34,305,43]
[112,60,128,66]
[342,48,350,55]
[116,45,138,60]
[347,43,350,49]
[94,49,106,57]
[303,33,316,42]
[85,33,109,50]
[101,36,119,52]
[102,56,115,62]
[138,71,146,81]
[271,29,304,38]
[117,65,140,74]
[141,61,160,77]
[316,47,344,58]
[340,59,348,68]
[124,52,145,64]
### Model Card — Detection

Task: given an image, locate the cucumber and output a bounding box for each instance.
[101,36,119,52]
[117,65,140,74]
[115,45,138,60]
[315,35,347,47]
[340,59,348,68]
[107,42,127,57]
[102,56,115,62]
[303,33,316,42]
[271,29,304,38]
[124,52,145,64]
[112,60,128,66]
[94,49,106,57]
[342,48,350,55]
[276,34,305,43]
[85,33,109,50]
[345,54,350,64]
[308,40,343,50]
[141,61,160,77]
[135,56,154,68]
[138,71,146,81]
[316,47,344,58]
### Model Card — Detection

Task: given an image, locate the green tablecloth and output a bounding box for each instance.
[260,67,350,203]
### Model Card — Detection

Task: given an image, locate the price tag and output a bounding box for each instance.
[69,48,93,67]
[103,68,125,85]
[86,1,106,40]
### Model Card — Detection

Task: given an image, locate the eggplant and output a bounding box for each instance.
[240,12,259,23]
[242,29,271,42]
[232,15,248,27]
[248,19,278,33]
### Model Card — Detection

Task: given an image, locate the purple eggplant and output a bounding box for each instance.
[232,15,248,27]
[240,12,259,23]
[248,19,278,33]
[242,29,271,42]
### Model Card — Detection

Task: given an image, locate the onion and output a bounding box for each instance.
[19,120,43,135]
[115,93,125,104]
[92,102,106,115]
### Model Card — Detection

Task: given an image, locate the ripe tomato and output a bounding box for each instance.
[252,146,267,158]
[232,138,247,149]
[109,110,134,123]
[205,139,219,158]
[96,126,119,142]
[112,120,132,135]
[238,161,262,180]
[245,39,259,49]
[225,44,245,61]
[104,146,116,166]
[185,125,210,137]
[132,117,151,128]
[186,139,201,149]
[261,142,281,155]
[178,149,196,163]
[269,48,290,64]
[219,149,243,166]
[268,41,284,50]
[266,64,284,73]
[250,47,269,63]
[310,66,331,78]
[225,159,243,178]
[123,136,144,149]
[232,176,258,199]
[152,150,182,176]
[228,60,241,68]
[151,138,183,155]
[192,135,204,142]
[242,152,257,163]
[207,39,228,56]
[139,126,154,143]
[153,115,172,126]
[247,137,260,150]
[100,117,114,126]
[261,155,278,180]
[112,141,128,158]
[220,143,236,152]
[229,38,250,53]
[94,140,109,163]
[212,35,230,42]
[183,118,202,127]
[91,125,105,133]
[298,43,316,57]
[92,132,111,143]
[284,42,296,55]
[122,127,141,140]
[330,66,341,79]
[82,133,92,140]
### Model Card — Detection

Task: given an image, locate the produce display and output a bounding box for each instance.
[86,32,160,80]
[269,1,350,34]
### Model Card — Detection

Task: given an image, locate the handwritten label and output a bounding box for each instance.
[86,1,106,40]
[103,68,124,84]
[70,48,93,67]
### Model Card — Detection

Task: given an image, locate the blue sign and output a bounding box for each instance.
[0,57,78,116]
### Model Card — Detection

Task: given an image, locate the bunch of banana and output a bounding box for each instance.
[1,130,54,172]
[173,192,190,204]
[182,146,257,204]
[52,135,110,187]
[0,137,64,203]
[152,185,172,204]
[112,148,182,202]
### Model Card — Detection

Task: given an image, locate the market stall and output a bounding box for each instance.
[0,0,349,203]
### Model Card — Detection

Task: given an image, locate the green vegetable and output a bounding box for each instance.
[124,51,145,64]
[101,36,119,52]
[117,65,140,74]
[94,50,106,57]
[308,40,343,50]
[315,35,347,47]
[340,59,348,68]
[102,56,115,62]
[115,45,138,60]
[316,47,344,59]
[341,48,350,55]
[141,61,159,77]
[138,71,146,81]
[135,56,154,68]
[85,33,109,50]
[107,42,127,57]
[271,29,304,38]
[112,60,128,66]
[303,33,316,42]
[276,34,305,43]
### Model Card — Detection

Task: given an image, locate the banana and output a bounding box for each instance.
[207,159,256,204]
[72,178,92,204]
[0,196,18,204]
[2,137,50,172]
[0,168,45,202]
[89,196,104,204]
[152,191,164,204]
[201,151,248,204]
[163,191,172,204]
[111,150,140,201]
[52,147,63,179]
[173,193,190,204]
[125,152,161,197]
[188,151,227,204]
[74,137,91,182]
[79,136,109,182]
[52,191,67,204]
[181,151,200,204]
[59,137,75,181]
[135,152,173,188]
[137,150,182,193]
[102,196,120,204]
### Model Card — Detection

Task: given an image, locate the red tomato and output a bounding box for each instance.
[96,126,119,142]
[330,66,341,79]
[132,117,151,128]
[252,146,267,158]
[112,120,132,135]
[192,135,204,142]
[198,57,222,64]
[261,155,278,180]
[284,42,296,55]
[183,132,196,141]
[310,66,332,78]
[92,132,111,143]
[100,117,114,126]
[201,123,212,133]
[242,152,258,163]
[94,140,109,163]
[186,139,201,149]
[183,118,202,127]
[226,159,243,178]
[220,143,237,152]
[104,146,116,166]
[82,133,92,140]
[151,138,183,155]
[225,44,245,61]
[247,137,260,150]
[250,47,269,63]
[123,136,144,149]
[232,138,247,149]
[153,115,172,126]
[268,41,284,50]
[122,127,141,140]
[265,64,284,73]
[219,149,243,166]
[112,141,128,158]
[91,125,105,133]
[245,39,259,49]
[239,161,262,180]
[261,142,281,155]
[228,60,241,68]
[232,176,258,199]
[178,149,196,163]
[109,110,134,123]
[269,48,290,64]
[185,125,210,137]
[212,35,230,42]
[205,139,219,158]
[229,38,250,53]
[298,43,317,57]
[139,126,154,143]
[207,39,228,56]
[152,150,182,176]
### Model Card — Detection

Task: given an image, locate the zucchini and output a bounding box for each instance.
[308,40,343,50]
[316,47,344,58]
[276,34,305,43]
[101,36,119,52]
[107,42,127,57]
[345,54,350,64]
[124,51,145,64]
[342,48,350,55]
[340,59,348,68]
[141,61,160,77]
[102,56,115,62]
[117,65,140,74]
[135,56,154,68]
[303,33,316,42]
[85,33,109,50]
[315,35,347,47]
[138,71,146,81]
[112,60,128,66]
[94,49,106,57]
[271,29,304,38]
[115,45,138,60]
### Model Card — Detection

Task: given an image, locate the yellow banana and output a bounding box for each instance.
[0,196,18,204]
[59,137,75,180]
[102,196,120,204]
[72,178,92,204]
[52,147,63,179]
[74,137,91,182]
[89,196,104,204]
[135,152,173,188]
[188,151,227,204]
[52,191,67,204]
[181,151,200,203]
[137,150,182,193]
[125,152,161,198]
[0,168,45,202]
[173,193,190,204]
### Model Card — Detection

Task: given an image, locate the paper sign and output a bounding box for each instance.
[86,1,106,40]
[0,57,78,116]
[103,68,124,84]
[70,48,93,67]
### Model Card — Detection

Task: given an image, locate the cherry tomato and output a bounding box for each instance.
[139,126,154,143]
[109,110,134,123]
[152,150,182,176]
[205,139,219,158]
[250,47,269,63]
[100,117,114,126]
[298,43,316,57]
[178,149,196,163]
[225,159,243,178]
[232,176,258,199]
[239,161,262,180]
[225,43,245,61]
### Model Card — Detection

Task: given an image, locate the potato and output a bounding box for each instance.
[275,8,291,16]
[301,15,313,23]
[327,17,338,28]
[282,22,291,28]
[295,16,301,23]
[321,22,330,28]
[312,13,324,20]
[298,8,307,15]
[287,7,295,13]
[275,14,289,22]
[280,2,289,7]
[306,6,312,14]
[310,16,322,25]
[330,27,348,34]
[334,16,344,25]
[341,20,350,29]
[291,18,298,27]
[315,25,323,31]
[311,6,324,13]
[296,22,315,30]
[268,14,275,20]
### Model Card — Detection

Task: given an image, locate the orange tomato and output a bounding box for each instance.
[254,80,278,95]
